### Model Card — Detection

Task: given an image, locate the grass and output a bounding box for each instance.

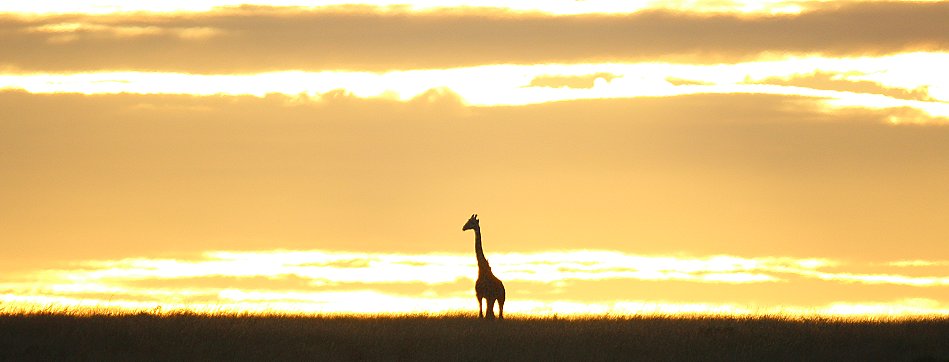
[2,310,949,361]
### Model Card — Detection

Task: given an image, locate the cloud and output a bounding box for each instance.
[3,90,949,270]
[749,71,936,101]
[15,249,949,291]
[528,72,620,89]
[665,77,712,86]
[3,53,945,119]
[889,260,949,267]
[0,0,928,16]
[17,20,222,46]
[0,3,946,72]
[5,249,949,316]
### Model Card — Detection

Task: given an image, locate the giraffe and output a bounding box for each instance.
[462,214,505,320]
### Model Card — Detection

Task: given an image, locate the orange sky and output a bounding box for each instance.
[1,1,948,317]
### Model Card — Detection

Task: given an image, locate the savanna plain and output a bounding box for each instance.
[3,310,949,361]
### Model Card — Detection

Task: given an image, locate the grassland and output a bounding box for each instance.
[2,311,949,361]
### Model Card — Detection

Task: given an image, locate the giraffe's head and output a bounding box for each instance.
[462,214,479,231]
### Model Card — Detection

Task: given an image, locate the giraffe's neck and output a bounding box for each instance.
[474,227,490,270]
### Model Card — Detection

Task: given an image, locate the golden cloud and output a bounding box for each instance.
[0,3,946,72]
[4,249,949,316]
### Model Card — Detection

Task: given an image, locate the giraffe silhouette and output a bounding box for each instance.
[462,214,505,320]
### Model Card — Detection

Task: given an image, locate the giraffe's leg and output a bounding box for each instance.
[477,297,483,319]
[486,299,496,320]
[499,299,504,320]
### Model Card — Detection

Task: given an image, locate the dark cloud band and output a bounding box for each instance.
[0,2,946,73]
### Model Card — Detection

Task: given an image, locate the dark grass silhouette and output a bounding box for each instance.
[3,311,949,361]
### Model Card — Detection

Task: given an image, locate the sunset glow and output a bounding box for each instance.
[2,0,948,319]
[6,0,942,16]
[5,250,949,317]
[3,53,948,123]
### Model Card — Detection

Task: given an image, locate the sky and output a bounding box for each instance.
[1,0,948,317]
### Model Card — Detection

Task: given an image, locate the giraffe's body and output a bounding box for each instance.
[463,214,505,320]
